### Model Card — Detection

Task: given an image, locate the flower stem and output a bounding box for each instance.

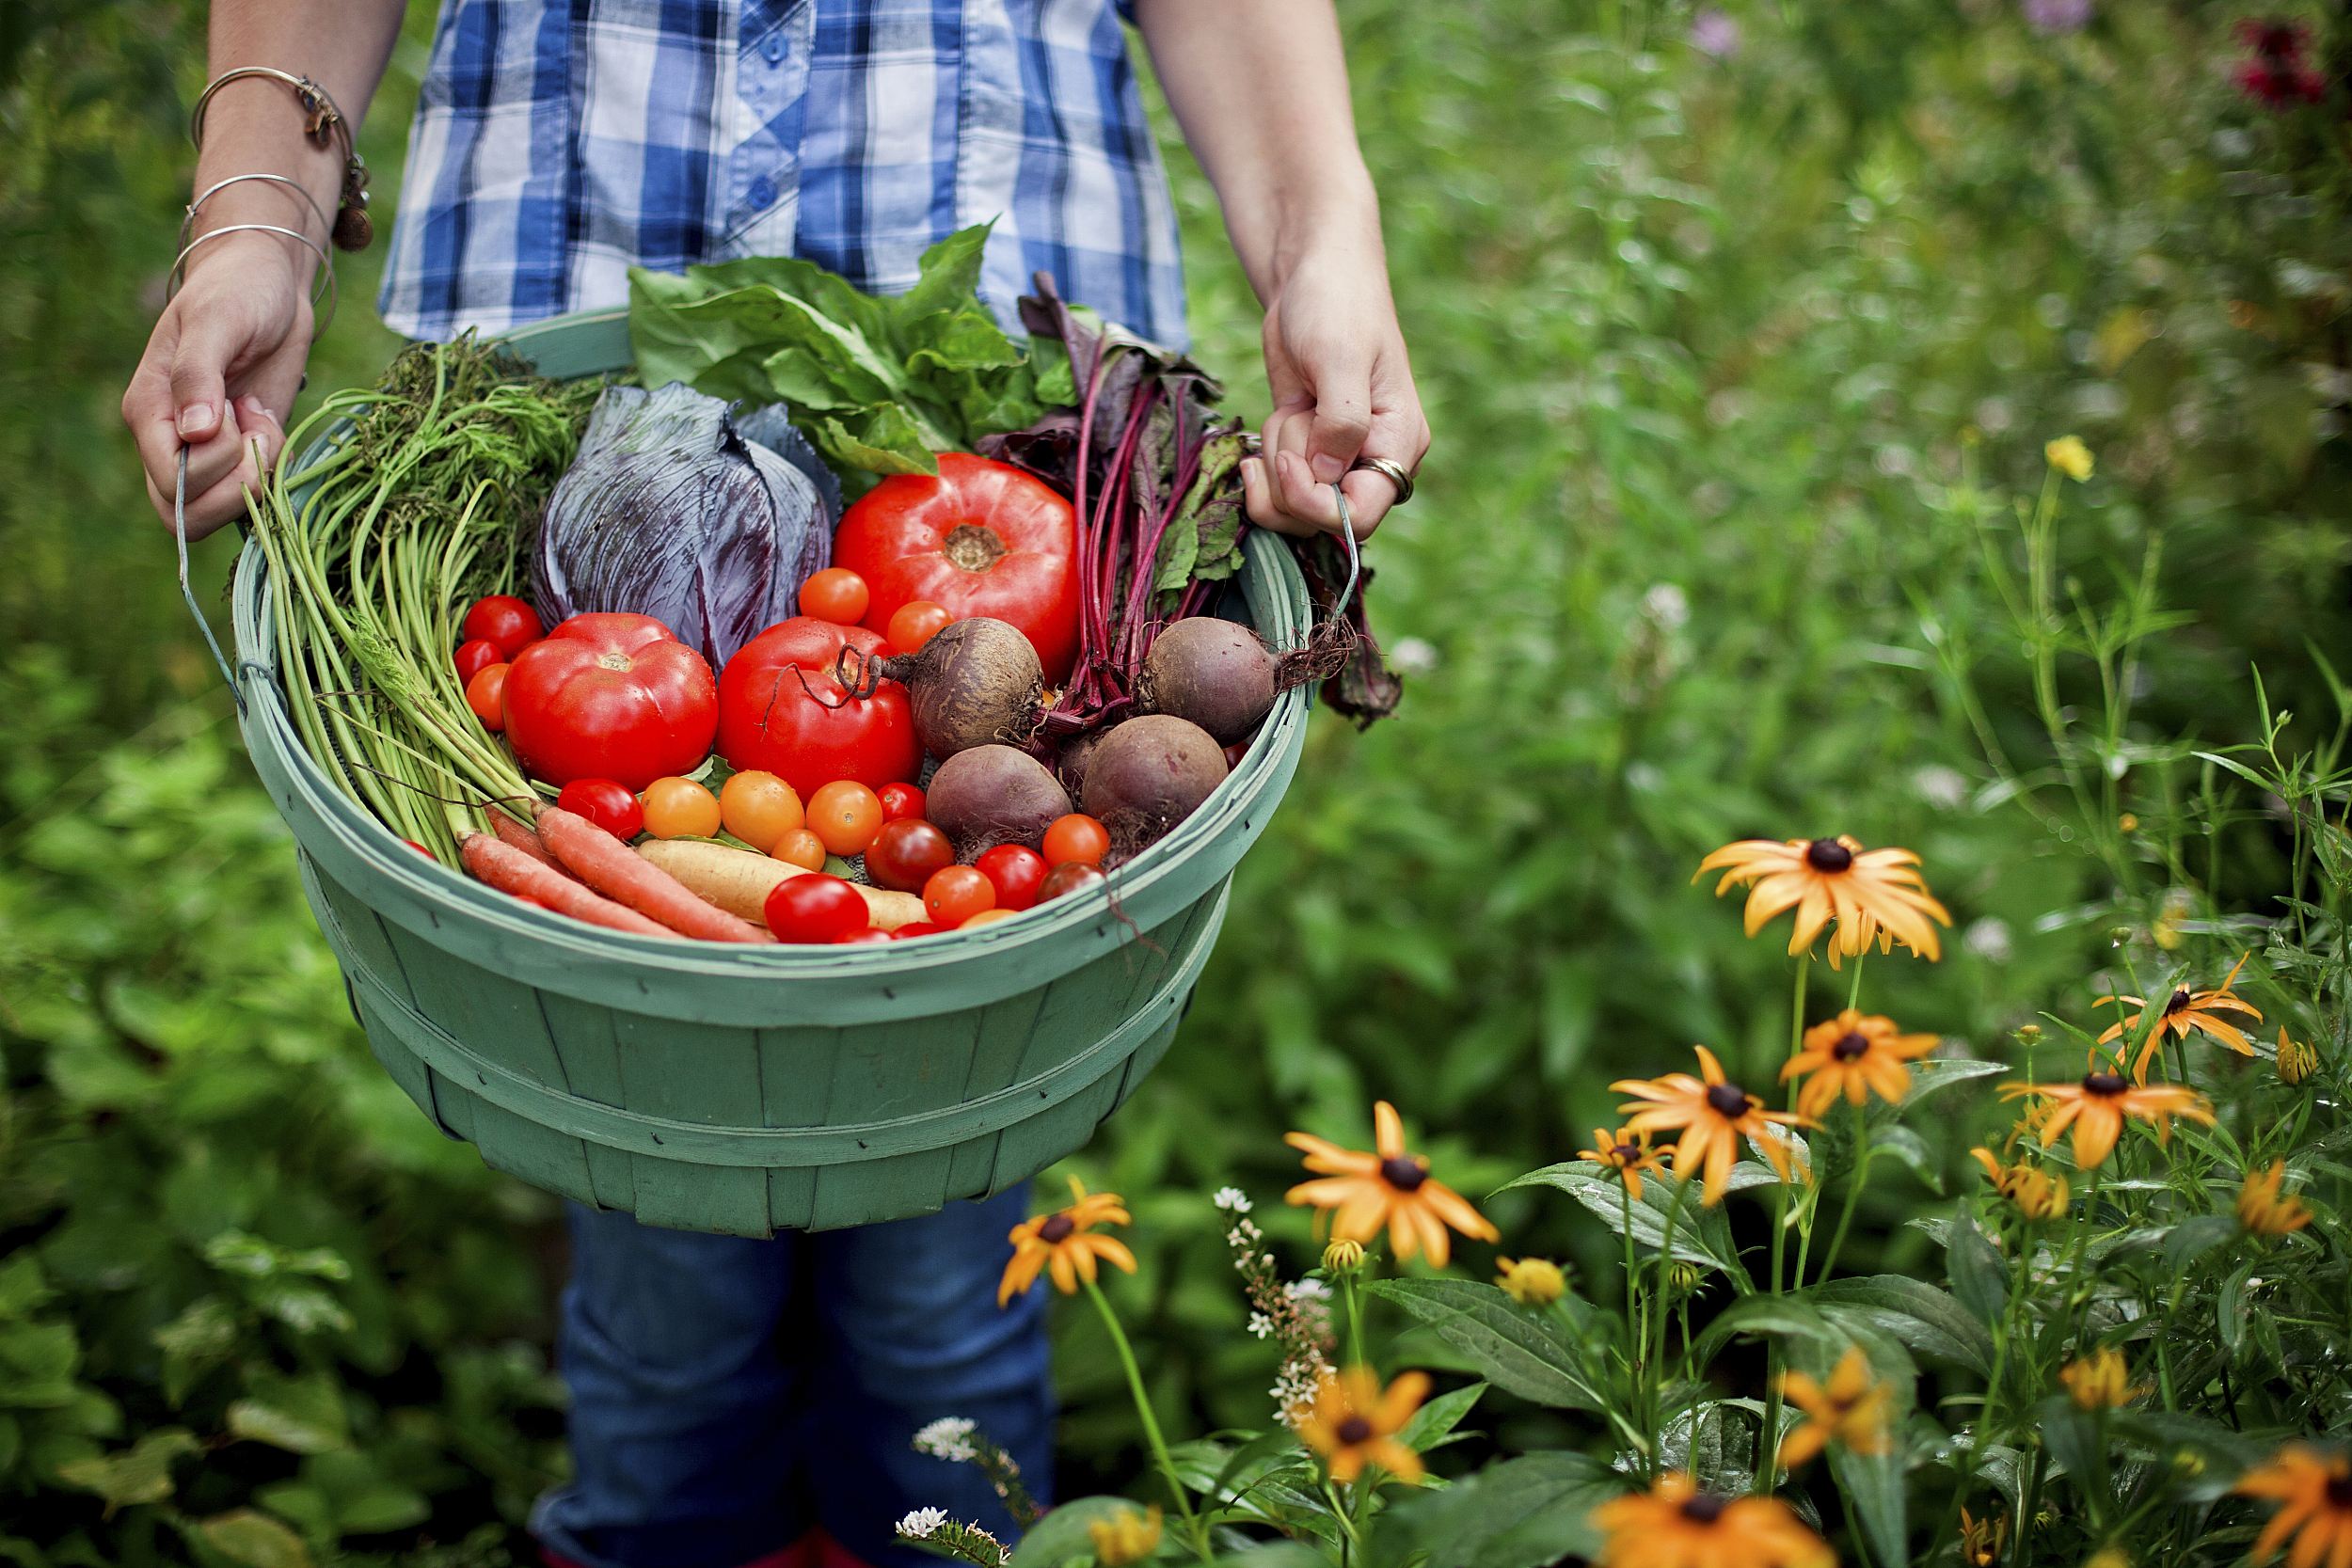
[1083,1279,1211,1561]
[1816,1103,1874,1285]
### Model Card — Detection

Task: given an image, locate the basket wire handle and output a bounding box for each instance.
[1329,482,1362,610]
[175,445,247,717]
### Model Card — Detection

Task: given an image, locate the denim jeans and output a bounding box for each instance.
[530,1189,1052,1568]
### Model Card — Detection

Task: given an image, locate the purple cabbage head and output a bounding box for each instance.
[533,383,838,668]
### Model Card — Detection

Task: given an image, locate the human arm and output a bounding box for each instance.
[121,0,406,535]
[1133,0,1428,539]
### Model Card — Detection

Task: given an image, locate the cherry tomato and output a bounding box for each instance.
[558,778,646,839]
[807,780,885,858]
[771,828,828,871]
[503,612,717,789]
[1039,861,1107,903]
[641,776,723,839]
[878,782,928,822]
[885,599,953,657]
[799,567,872,626]
[923,865,996,927]
[976,844,1048,911]
[462,594,545,658]
[717,616,920,794]
[466,663,510,730]
[833,927,894,945]
[719,769,803,850]
[764,874,867,943]
[454,637,503,685]
[1042,813,1110,867]
[401,839,437,862]
[891,921,945,940]
[866,818,956,893]
[961,908,1019,929]
[1224,740,1251,769]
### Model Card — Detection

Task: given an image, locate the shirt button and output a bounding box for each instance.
[762,32,785,63]
[748,176,777,210]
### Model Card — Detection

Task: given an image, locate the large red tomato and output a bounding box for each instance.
[832,452,1080,682]
[502,613,717,789]
[718,616,921,793]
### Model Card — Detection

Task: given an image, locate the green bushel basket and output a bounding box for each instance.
[222,308,1311,1236]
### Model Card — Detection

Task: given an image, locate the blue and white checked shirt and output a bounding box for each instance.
[377,0,1187,345]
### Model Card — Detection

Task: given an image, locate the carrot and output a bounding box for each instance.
[491,808,573,876]
[638,840,927,931]
[535,806,776,944]
[460,833,677,939]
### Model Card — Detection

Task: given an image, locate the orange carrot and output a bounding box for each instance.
[491,808,573,876]
[460,833,676,938]
[534,806,776,944]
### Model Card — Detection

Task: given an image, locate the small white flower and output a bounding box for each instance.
[1641,583,1690,631]
[1389,636,1438,676]
[1911,764,1970,812]
[1212,1185,1252,1213]
[897,1507,949,1539]
[1248,1311,1274,1338]
[1286,1277,1332,1304]
[913,1417,977,1462]
[1963,917,2013,963]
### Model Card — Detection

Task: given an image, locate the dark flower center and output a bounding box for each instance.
[1335,1415,1374,1446]
[1380,1155,1429,1192]
[2164,989,2193,1015]
[1613,1143,1644,1163]
[2082,1071,2128,1098]
[2327,1470,2352,1510]
[1679,1493,1729,1525]
[1832,1031,1871,1061]
[1804,837,1854,872]
[1039,1213,1076,1243]
[1705,1083,1752,1118]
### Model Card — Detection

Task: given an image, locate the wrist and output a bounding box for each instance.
[1245,172,1382,300]
[180,223,311,293]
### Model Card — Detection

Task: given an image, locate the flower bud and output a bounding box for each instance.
[1321,1238,1366,1275]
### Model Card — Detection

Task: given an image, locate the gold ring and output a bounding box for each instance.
[1349,454,1415,507]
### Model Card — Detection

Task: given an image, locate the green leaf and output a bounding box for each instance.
[225,1370,347,1454]
[1398,1381,1486,1452]
[1007,1497,1150,1568]
[185,1511,313,1568]
[1945,1206,2008,1323]
[54,1428,198,1508]
[1804,1275,1994,1376]
[2164,1213,2240,1274]
[1364,1278,1603,1412]
[2037,1395,2101,1487]
[1498,1163,1748,1278]
[1871,1124,1944,1194]
[1387,1451,1613,1568]
[0,1258,54,1320]
[818,407,942,477]
[890,224,997,332]
[0,1322,81,1409]
[154,1298,239,1407]
[1899,1057,2010,1111]
[1690,1294,1842,1370]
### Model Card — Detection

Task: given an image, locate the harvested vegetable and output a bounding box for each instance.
[850,616,1043,760]
[1038,861,1106,903]
[879,782,927,822]
[806,781,885,857]
[926,745,1072,860]
[536,807,773,943]
[886,599,951,655]
[642,776,722,839]
[502,612,718,789]
[463,594,543,657]
[799,567,869,626]
[1081,715,1229,858]
[490,810,570,876]
[1138,615,1280,745]
[1042,812,1110,868]
[460,833,674,938]
[556,778,644,840]
[976,844,1048,911]
[866,818,955,893]
[638,840,924,930]
[717,616,920,793]
[534,384,834,669]
[923,865,996,927]
[765,875,869,944]
[718,769,803,851]
[771,829,828,871]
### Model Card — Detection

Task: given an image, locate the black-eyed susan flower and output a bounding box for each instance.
[1322,1238,1366,1274]
[2095,955,2263,1078]
[2060,1346,2145,1411]
[1613,1046,1809,1206]
[1590,1471,1834,1568]
[2277,1028,2320,1086]
[1286,1101,1498,1268]
[996,1177,1136,1307]
[1969,1147,2071,1221]
[1087,1504,1162,1567]
[1694,833,1952,967]
[1776,1345,1892,1468]
[1495,1256,1567,1307]
[2237,1161,2313,1236]
[1959,1505,2007,1567]
[1781,1008,1940,1118]
[2045,435,2094,481]
[2239,1445,2352,1566]
[1579,1124,1665,1200]
[1296,1367,1430,1484]
[1999,1070,2215,1170]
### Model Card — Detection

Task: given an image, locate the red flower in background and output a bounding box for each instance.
[2234,20,2328,108]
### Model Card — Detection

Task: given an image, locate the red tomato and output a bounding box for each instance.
[401,839,437,861]
[454,637,503,684]
[717,617,920,794]
[557,778,645,840]
[976,844,1048,911]
[833,927,894,945]
[891,921,945,940]
[885,599,952,656]
[866,818,956,893]
[466,663,510,730]
[1039,861,1107,903]
[799,567,871,626]
[764,874,867,943]
[502,613,717,790]
[923,865,996,927]
[878,782,928,822]
[834,454,1080,681]
[1042,813,1110,867]
[463,594,545,658]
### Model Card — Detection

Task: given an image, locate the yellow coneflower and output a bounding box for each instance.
[2059,1347,2144,1411]
[2236,1161,2313,1236]
[2277,1028,2320,1086]
[1999,1070,2215,1170]
[2045,435,2094,481]
[2095,955,2263,1078]
[1781,1009,1940,1118]
[1590,1472,1834,1568]
[1087,1504,1162,1567]
[1776,1346,1892,1468]
[1958,1505,2007,1567]
[1322,1238,1367,1274]
[1286,1101,1497,1268]
[1613,1046,1809,1206]
[1296,1368,1430,1484]
[1694,833,1952,967]
[1495,1257,1567,1307]
[1578,1125,1665,1200]
[2009,1164,2070,1221]
[996,1176,1136,1307]
[2239,1445,2352,1566]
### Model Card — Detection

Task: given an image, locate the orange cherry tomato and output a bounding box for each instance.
[960,908,1019,929]
[922,864,996,927]
[771,828,828,871]
[641,776,722,839]
[466,663,510,730]
[807,780,885,857]
[878,782,928,822]
[1041,813,1110,868]
[799,567,872,626]
[885,599,952,656]
[720,769,803,850]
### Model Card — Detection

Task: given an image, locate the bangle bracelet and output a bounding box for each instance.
[180,172,334,253]
[167,222,338,336]
[188,66,372,250]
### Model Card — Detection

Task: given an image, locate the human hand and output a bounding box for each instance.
[1240,234,1429,541]
[122,231,314,537]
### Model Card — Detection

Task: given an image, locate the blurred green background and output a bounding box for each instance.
[4,0,2346,1561]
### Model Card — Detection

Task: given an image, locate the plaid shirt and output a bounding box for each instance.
[377,0,1186,345]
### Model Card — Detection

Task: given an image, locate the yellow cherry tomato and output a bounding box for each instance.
[720,768,803,850]
[641,776,722,839]
[771,828,828,871]
[807,780,885,858]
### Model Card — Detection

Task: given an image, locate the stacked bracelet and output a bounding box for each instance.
[167,223,338,334]
[188,66,372,251]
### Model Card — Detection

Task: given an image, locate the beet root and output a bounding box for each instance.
[927,744,1073,859]
[844,616,1044,760]
[1081,714,1230,859]
[1137,616,1279,745]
